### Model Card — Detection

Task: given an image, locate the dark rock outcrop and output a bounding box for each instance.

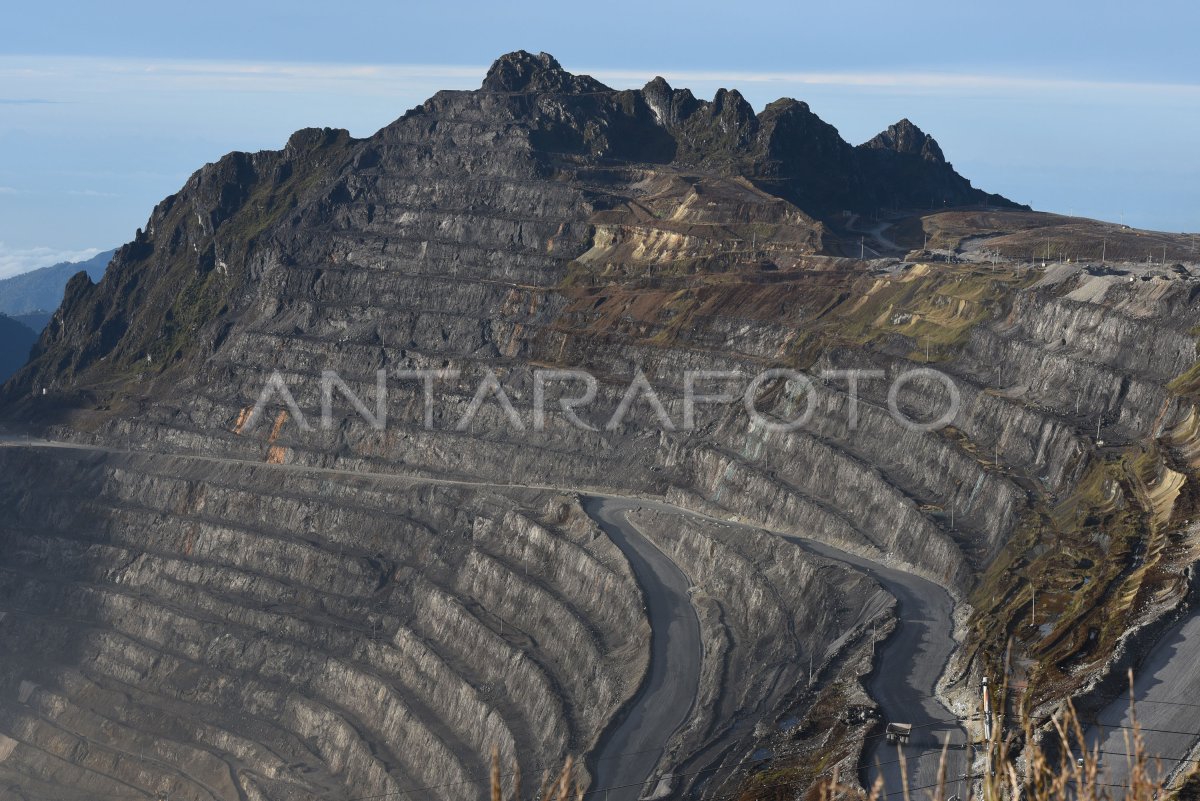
[482,50,610,94]
[863,118,946,162]
[856,118,1014,211]
[0,249,114,317]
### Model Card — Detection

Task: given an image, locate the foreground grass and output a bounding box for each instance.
[492,692,1175,801]
[489,752,585,801]
[809,696,1165,801]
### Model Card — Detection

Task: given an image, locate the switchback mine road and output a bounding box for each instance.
[0,436,988,799]
[583,498,702,801]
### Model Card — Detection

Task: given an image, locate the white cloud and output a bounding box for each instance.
[587,67,1200,99]
[0,55,484,101]
[0,186,17,194]
[0,243,104,280]
[7,55,1197,105]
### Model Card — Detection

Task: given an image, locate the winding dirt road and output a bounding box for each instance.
[577,495,966,800]
[583,498,702,800]
[0,436,968,799]
[795,540,967,798]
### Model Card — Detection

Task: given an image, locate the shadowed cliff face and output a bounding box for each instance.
[1,50,1200,801]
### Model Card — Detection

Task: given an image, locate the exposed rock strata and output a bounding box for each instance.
[1,50,1199,801]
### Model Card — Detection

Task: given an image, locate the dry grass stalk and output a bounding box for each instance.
[495,674,1170,801]
[491,748,582,801]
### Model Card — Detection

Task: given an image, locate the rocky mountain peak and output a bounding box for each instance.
[641,75,673,119]
[641,76,700,128]
[711,88,755,126]
[0,52,1026,408]
[642,75,672,100]
[285,126,350,155]
[481,50,610,94]
[863,118,946,163]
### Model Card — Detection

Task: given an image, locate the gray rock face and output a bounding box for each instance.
[0,444,894,800]
[862,119,946,163]
[0,447,648,800]
[0,51,1199,801]
[482,51,610,94]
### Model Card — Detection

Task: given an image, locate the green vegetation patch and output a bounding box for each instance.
[968,438,1198,713]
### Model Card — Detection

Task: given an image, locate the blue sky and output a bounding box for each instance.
[1,0,1198,277]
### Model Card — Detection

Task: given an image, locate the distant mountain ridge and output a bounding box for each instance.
[10,311,53,333]
[0,249,114,317]
[0,313,38,381]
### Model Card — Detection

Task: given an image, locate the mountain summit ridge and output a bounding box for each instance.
[3,50,1020,409]
[863,118,947,162]
[481,50,611,93]
[464,51,1021,217]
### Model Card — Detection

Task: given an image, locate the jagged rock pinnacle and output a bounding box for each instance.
[481,50,611,94]
[863,118,946,163]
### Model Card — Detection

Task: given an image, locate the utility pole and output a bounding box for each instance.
[982,676,994,777]
[1101,237,1106,265]
[861,237,865,260]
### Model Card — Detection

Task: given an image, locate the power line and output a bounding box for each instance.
[342,721,962,801]
[2,682,1183,801]
[1088,720,1200,739]
[1087,691,1200,711]
[11,607,1200,797]
[881,774,983,798]
[1097,749,1200,766]
[12,597,1200,728]
[0,605,1011,799]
